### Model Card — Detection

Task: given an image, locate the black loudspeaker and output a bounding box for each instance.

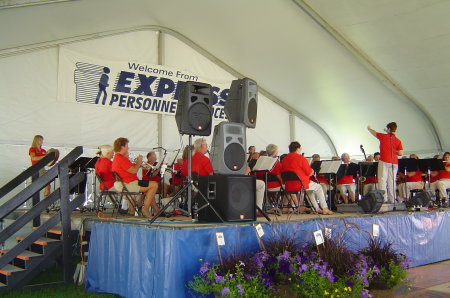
[358,190,385,213]
[224,78,258,128]
[409,190,434,207]
[197,175,256,222]
[175,81,212,136]
[210,122,247,175]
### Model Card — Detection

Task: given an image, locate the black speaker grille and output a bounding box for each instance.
[224,143,246,171]
[247,98,257,124]
[188,102,211,131]
[230,181,252,213]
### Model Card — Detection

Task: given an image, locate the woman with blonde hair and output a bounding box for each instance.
[94,145,116,191]
[28,135,50,197]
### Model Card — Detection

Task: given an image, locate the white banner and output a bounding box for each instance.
[57,47,230,120]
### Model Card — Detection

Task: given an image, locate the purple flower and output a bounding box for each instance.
[301,264,308,272]
[215,275,225,283]
[400,260,409,269]
[362,276,369,286]
[239,260,245,267]
[289,264,295,273]
[346,280,353,287]
[319,266,327,277]
[280,250,290,261]
[221,287,230,296]
[244,274,252,281]
[360,290,370,298]
[373,265,380,275]
[313,263,320,270]
[326,271,335,282]
[199,262,210,274]
[237,284,244,295]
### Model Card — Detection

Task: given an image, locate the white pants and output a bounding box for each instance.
[436,179,450,200]
[306,181,328,210]
[398,181,424,200]
[336,184,356,196]
[363,183,376,196]
[256,179,265,209]
[378,161,398,203]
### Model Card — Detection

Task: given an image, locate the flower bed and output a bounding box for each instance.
[188,228,409,297]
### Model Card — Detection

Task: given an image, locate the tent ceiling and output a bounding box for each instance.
[0,0,449,154]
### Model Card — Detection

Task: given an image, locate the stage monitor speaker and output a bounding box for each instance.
[224,78,258,128]
[175,81,212,136]
[210,122,246,175]
[197,175,256,222]
[409,190,434,207]
[358,190,385,213]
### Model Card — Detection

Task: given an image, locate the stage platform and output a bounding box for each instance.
[79,208,450,298]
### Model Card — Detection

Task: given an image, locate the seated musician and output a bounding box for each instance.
[281,141,333,215]
[265,144,282,191]
[171,158,184,195]
[433,152,450,207]
[336,153,356,204]
[247,145,256,163]
[310,154,331,197]
[398,154,424,202]
[111,137,160,217]
[248,152,260,170]
[94,145,116,191]
[373,152,381,162]
[141,151,171,197]
[181,138,214,178]
[29,135,51,197]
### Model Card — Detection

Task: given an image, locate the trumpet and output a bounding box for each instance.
[359,176,366,182]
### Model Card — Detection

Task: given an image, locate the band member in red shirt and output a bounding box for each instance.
[368,122,404,203]
[336,153,356,204]
[435,152,450,206]
[29,135,50,197]
[94,145,116,191]
[181,138,213,178]
[111,137,159,217]
[281,141,333,215]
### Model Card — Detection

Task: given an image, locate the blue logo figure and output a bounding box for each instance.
[96,67,110,104]
[74,62,111,105]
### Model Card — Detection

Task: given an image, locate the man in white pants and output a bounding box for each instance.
[368,122,404,203]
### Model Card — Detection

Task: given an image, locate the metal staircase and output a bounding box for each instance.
[0,146,84,293]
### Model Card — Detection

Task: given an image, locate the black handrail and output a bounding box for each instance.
[0,152,55,199]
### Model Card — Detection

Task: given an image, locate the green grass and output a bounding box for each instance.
[1,283,117,297]
[2,260,118,297]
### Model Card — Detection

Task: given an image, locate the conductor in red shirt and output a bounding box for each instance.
[368,122,403,203]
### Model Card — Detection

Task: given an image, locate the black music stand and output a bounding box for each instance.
[359,162,379,196]
[398,158,421,205]
[317,160,341,209]
[418,158,444,185]
[336,163,359,202]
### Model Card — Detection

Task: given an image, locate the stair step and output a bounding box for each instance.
[0,249,42,261]
[0,264,25,276]
[16,237,61,246]
[32,227,62,235]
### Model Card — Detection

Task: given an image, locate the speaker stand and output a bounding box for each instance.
[256,206,271,222]
[149,135,224,224]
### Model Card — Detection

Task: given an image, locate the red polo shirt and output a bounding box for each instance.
[181,152,213,177]
[407,171,423,183]
[29,147,46,165]
[281,152,312,191]
[439,161,450,179]
[95,157,115,190]
[376,133,403,164]
[111,153,138,183]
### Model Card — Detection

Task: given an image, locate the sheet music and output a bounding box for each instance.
[319,160,341,174]
[252,156,278,171]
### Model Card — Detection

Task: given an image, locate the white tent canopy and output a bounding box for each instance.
[0,0,449,190]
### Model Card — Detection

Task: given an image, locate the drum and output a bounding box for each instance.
[46,148,60,166]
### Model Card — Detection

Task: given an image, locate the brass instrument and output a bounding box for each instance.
[359,176,366,182]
